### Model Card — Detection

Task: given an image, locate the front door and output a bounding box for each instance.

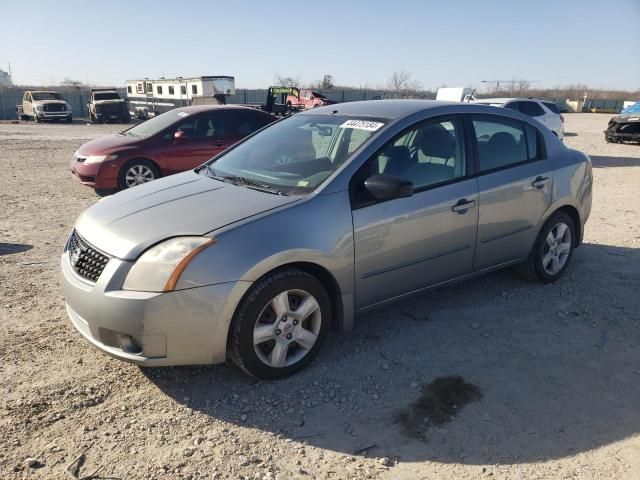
[157,112,232,174]
[471,115,553,270]
[352,117,479,308]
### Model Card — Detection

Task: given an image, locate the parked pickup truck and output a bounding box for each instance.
[286,89,335,109]
[87,88,130,123]
[17,91,73,123]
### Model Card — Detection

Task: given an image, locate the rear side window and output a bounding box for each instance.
[504,102,520,112]
[231,111,274,137]
[542,101,560,114]
[518,101,545,117]
[473,117,537,172]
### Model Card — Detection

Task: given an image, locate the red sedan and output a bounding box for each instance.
[71,106,276,191]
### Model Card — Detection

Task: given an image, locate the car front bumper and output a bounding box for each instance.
[70,159,119,189]
[36,111,72,119]
[60,247,250,366]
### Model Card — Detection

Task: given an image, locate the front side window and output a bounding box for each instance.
[356,118,467,197]
[473,117,536,172]
[174,114,226,139]
[203,114,387,194]
[518,101,545,117]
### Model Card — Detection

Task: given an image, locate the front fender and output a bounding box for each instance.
[176,191,355,297]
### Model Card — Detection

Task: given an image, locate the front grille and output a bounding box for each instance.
[67,231,110,282]
[97,104,123,115]
[44,103,66,112]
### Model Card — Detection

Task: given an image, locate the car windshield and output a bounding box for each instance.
[621,102,640,114]
[122,110,190,139]
[94,92,121,100]
[32,92,63,101]
[202,114,387,194]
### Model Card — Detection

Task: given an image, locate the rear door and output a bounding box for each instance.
[352,116,479,308]
[472,114,553,270]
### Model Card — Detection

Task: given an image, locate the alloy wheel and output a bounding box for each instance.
[542,222,572,275]
[124,165,155,187]
[253,289,322,368]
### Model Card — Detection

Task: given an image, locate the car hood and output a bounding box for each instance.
[612,114,640,122]
[77,133,140,155]
[75,171,299,260]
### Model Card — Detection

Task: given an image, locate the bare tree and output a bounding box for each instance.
[61,78,85,88]
[275,74,300,87]
[308,74,335,90]
[387,71,422,96]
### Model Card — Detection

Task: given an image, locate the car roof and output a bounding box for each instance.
[475,97,552,104]
[302,99,458,120]
[171,105,271,115]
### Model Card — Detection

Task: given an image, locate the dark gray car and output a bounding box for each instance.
[61,100,593,379]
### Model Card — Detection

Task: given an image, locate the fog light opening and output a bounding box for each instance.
[117,334,143,355]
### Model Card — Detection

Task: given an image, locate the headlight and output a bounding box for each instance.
[82,154,118,164]
[123,237,215,292]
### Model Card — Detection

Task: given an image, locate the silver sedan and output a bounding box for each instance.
[61,100,593,379]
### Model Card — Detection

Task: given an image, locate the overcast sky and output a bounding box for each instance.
[1,0,638,91]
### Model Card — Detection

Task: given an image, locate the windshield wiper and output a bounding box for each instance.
[202,165,287,196]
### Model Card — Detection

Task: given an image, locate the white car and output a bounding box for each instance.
[473,98,564,140]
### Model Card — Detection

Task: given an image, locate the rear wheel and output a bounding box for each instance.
[228,268,331,379]
[118,159,160,189]
[516,211,575,283]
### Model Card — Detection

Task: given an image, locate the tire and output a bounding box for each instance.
[117,159,160,189]
[515,211,576,283]
[228,268,331,379]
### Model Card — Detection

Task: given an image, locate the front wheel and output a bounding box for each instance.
[228,269,331,379]
[516,211,576,283]
[118,159,160,189]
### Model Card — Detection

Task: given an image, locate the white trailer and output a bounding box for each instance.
[436,87,476,103]
[125,76,235,118]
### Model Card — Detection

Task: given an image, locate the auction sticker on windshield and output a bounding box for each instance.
[339,120,384,131]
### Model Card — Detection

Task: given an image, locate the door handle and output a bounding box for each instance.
[452,199,476,214]
[531,176,549,189]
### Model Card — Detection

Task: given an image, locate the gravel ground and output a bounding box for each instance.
[1,114,639,480]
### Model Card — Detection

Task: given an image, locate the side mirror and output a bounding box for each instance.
[174,130,186,140]
[364,174,413,201]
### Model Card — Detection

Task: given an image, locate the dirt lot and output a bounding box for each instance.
[1,114,639,480]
